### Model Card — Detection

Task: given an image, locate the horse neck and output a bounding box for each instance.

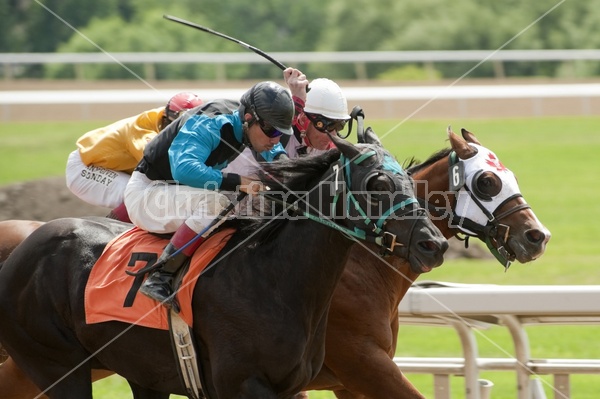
[347,243,420,311]
[346,156,460,311]
[278,218,355,298]
[412,156,457,239]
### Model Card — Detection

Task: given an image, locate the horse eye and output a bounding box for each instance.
[475,171,502,198]
[366,174,394,202]
[367,174,394,192]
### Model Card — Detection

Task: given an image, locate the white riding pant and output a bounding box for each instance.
[65,150,130,209]
[124,171,230,234]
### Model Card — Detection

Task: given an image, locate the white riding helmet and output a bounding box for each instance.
[304,78,351,120]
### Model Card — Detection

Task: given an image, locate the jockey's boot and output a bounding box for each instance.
[106,202,131,223]
[139,223,204,310]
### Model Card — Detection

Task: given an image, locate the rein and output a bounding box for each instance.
[260,152,420,255]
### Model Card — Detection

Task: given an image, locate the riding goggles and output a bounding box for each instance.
[306,113,347,133]
[259,120,283,138]
[253,111,283,138]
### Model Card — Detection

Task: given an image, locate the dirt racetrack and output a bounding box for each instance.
[0,176,110,221]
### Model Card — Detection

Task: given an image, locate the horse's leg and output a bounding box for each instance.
[128,380,171,399]
[332,391,366,399]
[2,340,93,399]
[328,351,425,399]
[0,360,113,399]
[0,357,46,399]
[227,378,279,399]
[92,368,115,382]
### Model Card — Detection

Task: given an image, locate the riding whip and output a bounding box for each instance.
[163,15,288,70]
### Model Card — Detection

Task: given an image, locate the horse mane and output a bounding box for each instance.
[406,148,451,174]
[260,149,342,191]
[223,149,342,247]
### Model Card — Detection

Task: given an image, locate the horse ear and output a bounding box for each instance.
[461,128,482,145]
[364,127,382,146]
[448,126,477,159]
[329,133,361,159]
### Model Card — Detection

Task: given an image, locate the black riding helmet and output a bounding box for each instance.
[239,81,294,135]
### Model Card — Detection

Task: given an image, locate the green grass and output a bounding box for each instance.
[2,116,600,398]
[0,121,103,184]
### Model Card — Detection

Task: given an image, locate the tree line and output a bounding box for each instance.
[3,0,600,80]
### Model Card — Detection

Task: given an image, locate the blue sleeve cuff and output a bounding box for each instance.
[258,143,287,163]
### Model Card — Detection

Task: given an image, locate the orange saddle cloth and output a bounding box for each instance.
[85,226,234,330]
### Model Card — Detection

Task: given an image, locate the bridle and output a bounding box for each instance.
[332,151,425,256]
[261,150,423,256]
[421,151,531,270]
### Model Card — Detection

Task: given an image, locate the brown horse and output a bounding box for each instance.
[0,128,549,399]
[0,219,117,399]
[0,220,46,398]
[0,220,44,264]
[301,127,550,398]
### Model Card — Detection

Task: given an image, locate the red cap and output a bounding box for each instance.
[165,92,203,121]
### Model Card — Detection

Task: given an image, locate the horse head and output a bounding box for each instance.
[412,127,551,268]
[263,134,448,273]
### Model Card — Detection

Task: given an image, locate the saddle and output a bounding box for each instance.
[84,226,235,330]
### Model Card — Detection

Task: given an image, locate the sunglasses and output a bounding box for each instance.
[306,113,347,133]
[258,119,283,138]
[253,111,283,138]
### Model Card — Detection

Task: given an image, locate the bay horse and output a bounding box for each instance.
[0,220,44,397]
[0,137,447,399]
[300,127,551,398]
[0,218,120,399]
[0,220,45,264]
[0,220,46,389]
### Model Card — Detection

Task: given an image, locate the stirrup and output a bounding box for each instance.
[140,270,174,296]
[139,271,180,312]
[126,260,162,277]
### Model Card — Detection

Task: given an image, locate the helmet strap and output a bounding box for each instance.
[303,131,314,148]
[242,122,252,149]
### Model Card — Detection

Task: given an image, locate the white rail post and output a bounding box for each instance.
[499,315,534,399]
[449,318,481,399]
[478,379,494,399]
[433,375,451,399]
[553,374,570,399]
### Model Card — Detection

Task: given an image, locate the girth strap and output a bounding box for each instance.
[169,309,204,399]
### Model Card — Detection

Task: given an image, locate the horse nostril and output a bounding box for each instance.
[419,239,448,254]
[439,240,449,253]
[526,229,546,245]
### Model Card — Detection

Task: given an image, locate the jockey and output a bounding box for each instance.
[124,81,294,308]
[65,92,203,222]
[223,68,351,174]
[284,68,351,157]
